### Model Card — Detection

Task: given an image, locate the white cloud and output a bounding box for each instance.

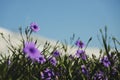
[0,27,100,58]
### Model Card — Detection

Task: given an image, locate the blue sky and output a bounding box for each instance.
[0,0,120,47]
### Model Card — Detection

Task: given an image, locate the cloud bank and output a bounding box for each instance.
[0,27,100,58]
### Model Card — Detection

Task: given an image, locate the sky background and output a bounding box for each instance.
[0,0,120,48]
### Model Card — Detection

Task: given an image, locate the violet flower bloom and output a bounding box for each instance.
[76,50,87,60]
[81,65,88,75]
[23,42,42,62]
[30,22,40,32]
[37,55,46,64]
[94,71,108,80]
[41,68,54,80]
[75,40,85,48]
[53,50,60,57]
[76,50,84,57]
[50,57,57,66]
[101,56,111,67]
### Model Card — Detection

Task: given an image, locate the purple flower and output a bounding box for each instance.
[76,50,84,57]
[101,56,111,67]
[37,55,46,64]
[30,22,40,32]
[41,68,54,80]
[94,71,108,80]
[75,40,85,48]
[49,57,57,66]
[75,50,87,60]
[81,65,88,75]
[23,42,45,63]
[53,50,60,57]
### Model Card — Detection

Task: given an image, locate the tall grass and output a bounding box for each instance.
[0,24,120,80]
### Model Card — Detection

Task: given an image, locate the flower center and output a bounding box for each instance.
[29,47,36,53]
[104,60,109,63]
[33,25,37,29]
[39,57,43,60]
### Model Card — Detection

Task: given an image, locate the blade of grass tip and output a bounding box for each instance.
[35,40,37,44]
[105,26,107,42]
[0,33,9,44]
[112,37,119,53]
[84,37,92,50]
[70,33,75,44]
[28,28,32,39]
[107,37,111,52]
[105,26,111,52]
[100,29,109,56]
[103,37,110,57]
[98,49,102,60]
[54,40,59,48]
[62,40,67,52]
[115,38,120,45]
[19,27,24,42]
[25,26,30,41]
[8,34,14,49]
[25,26,28,36]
